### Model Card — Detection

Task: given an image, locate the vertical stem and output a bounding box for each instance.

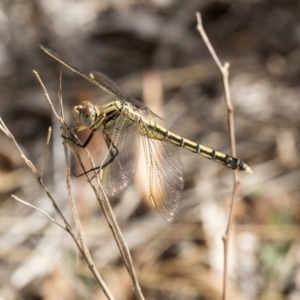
[196,12,241,300]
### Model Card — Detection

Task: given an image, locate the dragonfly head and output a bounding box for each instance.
[73,101,96,131]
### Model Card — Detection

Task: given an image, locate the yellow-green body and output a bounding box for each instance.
[74,100,251,173]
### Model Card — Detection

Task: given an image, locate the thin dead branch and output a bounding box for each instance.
[34,70,144,300]
[196,12,242,300]
[0,72,116,300]
[11,195,65,230]
[40,126,52,177]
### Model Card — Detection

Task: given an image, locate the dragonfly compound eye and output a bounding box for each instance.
[79,104,95,127]
[73,102,95,128]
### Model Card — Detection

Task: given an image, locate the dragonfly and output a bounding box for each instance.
[40,45,252,221]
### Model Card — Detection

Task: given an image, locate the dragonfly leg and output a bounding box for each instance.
[62,128,96,148]
[74,133,119,178]
[102,132,119,168]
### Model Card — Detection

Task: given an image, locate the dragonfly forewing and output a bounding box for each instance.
[101,114,140,197]
[90,71,161,120]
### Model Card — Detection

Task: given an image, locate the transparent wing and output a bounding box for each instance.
[90,71,125,98]
[91,70,184,220]
[90,71,163,120]
[141,133,184,221]
[40,47,163,120]
[101,114,140,197]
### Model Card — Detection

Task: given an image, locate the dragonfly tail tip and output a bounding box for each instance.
[244,166,253,174]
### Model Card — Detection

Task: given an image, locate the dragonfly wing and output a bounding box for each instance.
[90,71,163,120]
[141,135,184,221]
[101,114,140,197]
[89,71,184,220]
[90,71,125,97]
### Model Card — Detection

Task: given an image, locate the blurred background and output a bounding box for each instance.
[0,0,300,299]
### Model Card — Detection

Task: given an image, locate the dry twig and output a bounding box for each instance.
[34,70,144,300]
[40,126,52,177]
[196,12,242,300]
[0,72,115,300]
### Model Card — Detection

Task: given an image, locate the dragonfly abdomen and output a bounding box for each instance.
[180,138,251,172]
[144,121,251,173]
[197,144,248,172]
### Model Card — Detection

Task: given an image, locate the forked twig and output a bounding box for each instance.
[196,12,241,300]
[11,195,65,230]
[36,71,115,299]
[57,71,93,262]
[0,72,116,300]
[34,71,144,300]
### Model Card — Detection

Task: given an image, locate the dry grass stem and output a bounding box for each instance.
[196,11,243,300]
[11,195,65,230]
[0,72,116,300]
[68,123,145,300]
[35,71,144,299]
[40,126,52,177]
